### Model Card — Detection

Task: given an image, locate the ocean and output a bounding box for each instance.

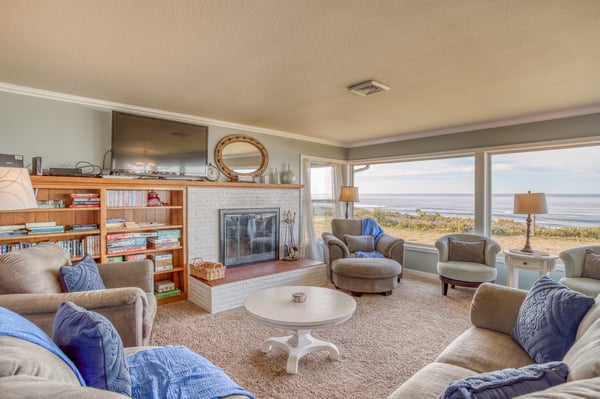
[354,193,600,228]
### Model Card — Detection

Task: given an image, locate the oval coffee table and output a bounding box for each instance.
[244,285,356,374]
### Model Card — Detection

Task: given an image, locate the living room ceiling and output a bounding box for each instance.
[1,1,600,147]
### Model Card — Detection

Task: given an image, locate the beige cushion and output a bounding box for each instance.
[0,336,80,385]
[331,257,401,279]
[0,243,71,294]
[0,375,128,399]
[387,362,476,399]
[448,238,485,263]
[515,376,600,399]
[563,319,600,381]
[435,327,533,373]
[582,249,600,280]
[344,234,375,252]
[437,261,497,283]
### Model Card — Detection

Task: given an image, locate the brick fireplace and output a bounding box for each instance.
[186,186,326,313]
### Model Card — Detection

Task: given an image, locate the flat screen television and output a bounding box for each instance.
[111,111,208,179]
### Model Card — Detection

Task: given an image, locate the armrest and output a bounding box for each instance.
[470,282,527,335]
[98,260,154,293]
[376,234,405,264]
[559,247,595,278]
[0,288,146,347]
[322,232,350,262]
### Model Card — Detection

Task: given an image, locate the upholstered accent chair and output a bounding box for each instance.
[559,245,600,297]
[0,243,156,346]
[322,218,404,295]
[435,233,501,296]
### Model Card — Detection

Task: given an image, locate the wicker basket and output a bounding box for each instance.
[189,258,226,281]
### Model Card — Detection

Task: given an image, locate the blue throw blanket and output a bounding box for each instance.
[355,250,385,258]
[127,346,255,399]
[361,217,384,243]
[0,306,86,385]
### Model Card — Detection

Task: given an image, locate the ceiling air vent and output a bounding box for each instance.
[347,80,390,97]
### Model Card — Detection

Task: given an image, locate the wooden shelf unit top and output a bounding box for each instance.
[30,175,302,189]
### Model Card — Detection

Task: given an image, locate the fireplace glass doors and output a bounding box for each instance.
[219,208,280,267]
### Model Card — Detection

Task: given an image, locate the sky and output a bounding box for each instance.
[355,146,600,195]
[312,145,600,195]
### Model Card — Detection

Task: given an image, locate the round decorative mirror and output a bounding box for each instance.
[214,134,269,182]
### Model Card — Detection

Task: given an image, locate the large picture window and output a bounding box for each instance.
[491,146,600,255]
[353,157,475,246]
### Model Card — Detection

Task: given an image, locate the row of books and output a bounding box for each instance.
[106,229,181,255]
[155,288,181,300]
[0,222,100,236]
[69,193,100,208]
[106,190,149,207]
[107,253,147,263]
[0,236,100,256]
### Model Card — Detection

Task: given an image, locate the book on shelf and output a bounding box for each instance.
[107,237,147,248]
[25,221,56,229]
[125,253,147,261]
[0,225,26,232]
[70,193,99,198]
[153,229,181,239]
[155,288,181,300]
[27,226,65,234]
[70,224,99,231]
[69,204,100,208]
[155,264,173,272]
[106,231,157,240]
[154,280,175,293]
[106,246,147,255]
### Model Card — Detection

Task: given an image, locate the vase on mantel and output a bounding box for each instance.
[280,163,295,184]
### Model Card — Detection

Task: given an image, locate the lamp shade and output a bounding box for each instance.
[513,192,547,215]
[0,167,38,210]
[339,186,359,203]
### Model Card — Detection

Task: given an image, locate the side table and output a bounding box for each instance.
[503,250,558,288]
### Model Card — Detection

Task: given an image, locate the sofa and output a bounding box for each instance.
[0,304,252,399]
[388,281,600,398]
[0,243,156,346]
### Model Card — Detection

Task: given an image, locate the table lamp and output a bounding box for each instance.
[0,167,38,210]
[339,186,359,219]
[513,191,547,253]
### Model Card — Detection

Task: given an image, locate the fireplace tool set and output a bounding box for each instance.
[282,210,298,261]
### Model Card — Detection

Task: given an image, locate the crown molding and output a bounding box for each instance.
[344,104,600,148]
[0,82,342,147]
[2,82,599,149]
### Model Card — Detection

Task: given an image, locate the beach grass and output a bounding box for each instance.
[313,207,600,256]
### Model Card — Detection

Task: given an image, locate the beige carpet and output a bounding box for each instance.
[151,274,474,399]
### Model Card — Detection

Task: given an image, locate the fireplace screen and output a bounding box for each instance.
[219,208,280,267]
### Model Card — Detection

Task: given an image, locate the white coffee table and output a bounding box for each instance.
[244,285,356,374]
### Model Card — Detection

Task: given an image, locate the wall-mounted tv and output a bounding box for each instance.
[111,111,208,179]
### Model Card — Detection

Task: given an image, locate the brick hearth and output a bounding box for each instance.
[188,258,327,313]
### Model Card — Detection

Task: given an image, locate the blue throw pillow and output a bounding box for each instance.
[59,254,106,292]
[512,276,594,363]
[52,302,131,396]
[439,361,569,399]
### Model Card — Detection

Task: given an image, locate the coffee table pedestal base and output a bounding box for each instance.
[261,329,339,374]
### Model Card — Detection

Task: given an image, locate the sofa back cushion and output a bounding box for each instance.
[331,219,362,242]
[0,243,71,294]
[564,319,600,381]
[0,336,82,385]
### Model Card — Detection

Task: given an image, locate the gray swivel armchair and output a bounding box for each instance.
[322,218,404,295]
[436,233,501,296]
[0,242,156,346]
[559,245,600,297]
